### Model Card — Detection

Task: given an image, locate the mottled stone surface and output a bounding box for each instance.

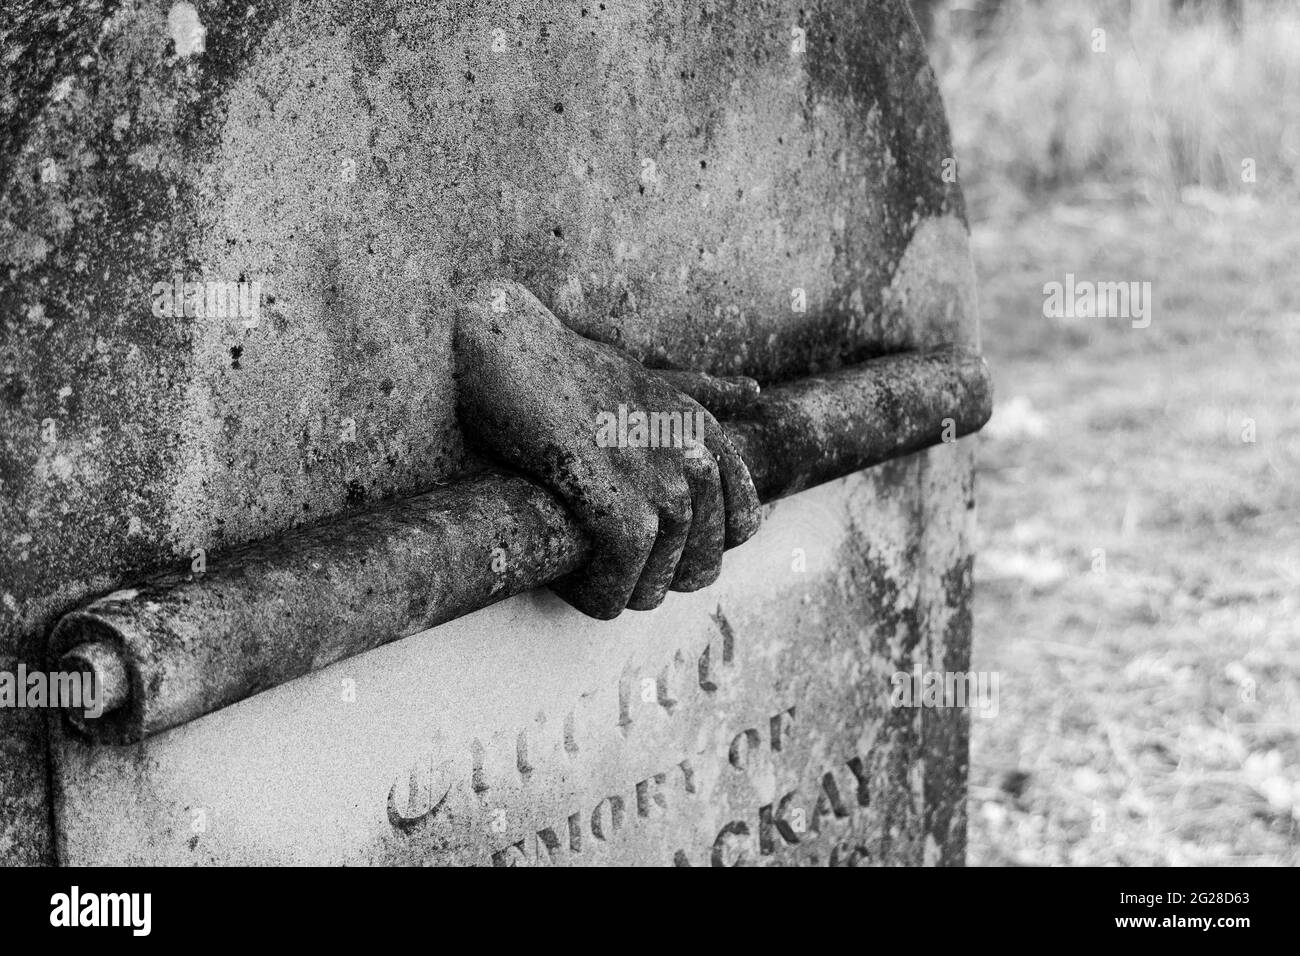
[2,0,971,862]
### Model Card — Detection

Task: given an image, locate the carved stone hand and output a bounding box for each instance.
[453,279,762,619]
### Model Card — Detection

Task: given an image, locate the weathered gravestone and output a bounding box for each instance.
[1,0,982,864]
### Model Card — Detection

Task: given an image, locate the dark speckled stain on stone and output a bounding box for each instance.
[841,458,928,863]
[797,0,967,376]
[172,0,292,140]
[924,549,975,865]
[804,0,965,223]
[1,0,123,182]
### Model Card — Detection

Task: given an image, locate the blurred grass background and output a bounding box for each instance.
[930,0,1300,214]
[919,0,1300,864]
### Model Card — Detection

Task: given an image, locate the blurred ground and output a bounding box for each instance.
[968,193,1299,866]
[924,1,1300,865]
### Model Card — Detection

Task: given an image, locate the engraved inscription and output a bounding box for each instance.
[383,602,881,866]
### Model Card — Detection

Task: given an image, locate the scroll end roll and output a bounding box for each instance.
[59,641,131,719]
[50,611,140,743]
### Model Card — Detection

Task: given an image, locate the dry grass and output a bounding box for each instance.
[928,2,1300,865]
[932,0,1300,216]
